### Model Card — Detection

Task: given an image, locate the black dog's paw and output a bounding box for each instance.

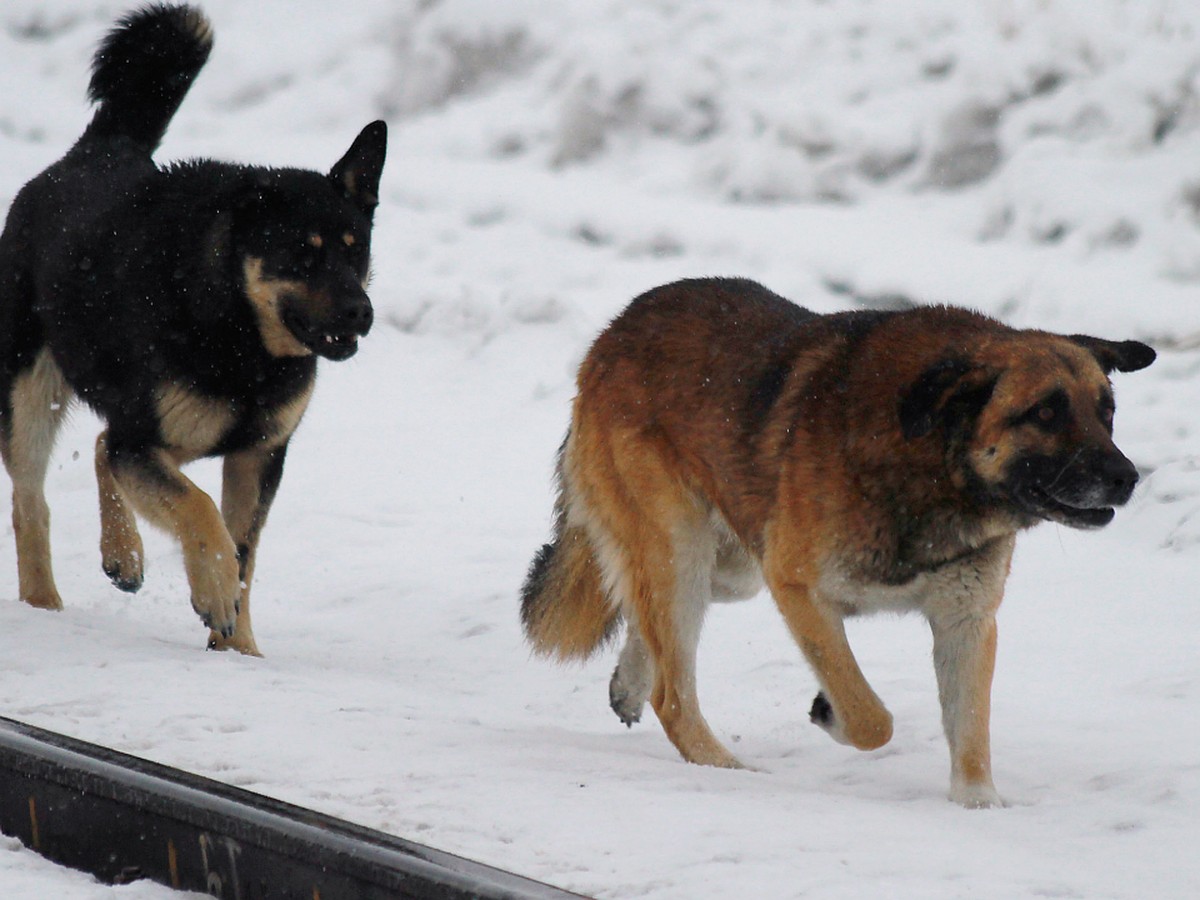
[103,562,143,594]
[809,692,834,727]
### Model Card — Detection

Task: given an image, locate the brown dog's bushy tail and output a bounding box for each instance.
[520,439,620,661]
[84,4,213,152]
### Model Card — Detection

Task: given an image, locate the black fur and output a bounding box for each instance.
[899,358,978,440]
[1,5,386,451]
[1068,334,1157,374]
[86,3,213,150]
[0,4,387,645]
[809,692,833,726]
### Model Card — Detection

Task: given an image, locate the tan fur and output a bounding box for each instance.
[3,350,71,609]
[522,278,1153,806]
[96,432,145,592]
[522,524,616,660]
[204,447,280,657]
[243,257,317,358]
[155,381,238,458]
[265,381,314,448]
[109,447,241,634]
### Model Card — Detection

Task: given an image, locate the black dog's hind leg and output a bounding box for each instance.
[207,442,290,657]
[95,431,145,593]
[1,350,72,610]
[102,439,241,638]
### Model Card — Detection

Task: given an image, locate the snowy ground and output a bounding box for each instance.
[1,1,1198,897]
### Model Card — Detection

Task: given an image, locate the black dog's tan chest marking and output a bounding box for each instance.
[154,383,236,458]
[155,380,313,460]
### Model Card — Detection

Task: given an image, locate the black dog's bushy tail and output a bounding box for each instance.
[83,4,213,152]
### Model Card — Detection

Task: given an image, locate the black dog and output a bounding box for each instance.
[0,4,387,654]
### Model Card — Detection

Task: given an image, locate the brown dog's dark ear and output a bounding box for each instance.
[899,358,997,440]
[1068,335,1156,373]
[329,120,388,218]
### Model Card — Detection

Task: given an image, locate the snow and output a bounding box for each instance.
[1,1,1198,897]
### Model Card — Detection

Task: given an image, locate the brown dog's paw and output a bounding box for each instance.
[609,681,644,727]
[809,691,834,727]
[609,657,652,728]
[808,690,893,750]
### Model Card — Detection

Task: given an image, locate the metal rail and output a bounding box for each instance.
[0,716,588,899]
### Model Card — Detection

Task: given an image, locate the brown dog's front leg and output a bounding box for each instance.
[769,578,893,751]
[924,535,1014,808]
[928,609,1001,808]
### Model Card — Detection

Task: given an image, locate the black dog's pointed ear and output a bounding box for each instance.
[1068,334,1156,374]
[899,358,997,440]
[330,120,388,218]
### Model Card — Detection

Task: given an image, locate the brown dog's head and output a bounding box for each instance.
[900,331,1155,529]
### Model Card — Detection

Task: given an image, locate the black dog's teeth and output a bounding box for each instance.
[809,692,834,726]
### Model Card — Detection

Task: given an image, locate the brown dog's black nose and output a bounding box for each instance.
[1101,453,1139,505]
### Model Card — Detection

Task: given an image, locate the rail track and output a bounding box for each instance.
[0,716,586,899]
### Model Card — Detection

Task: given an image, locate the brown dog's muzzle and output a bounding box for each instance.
[1007,445,1139,529]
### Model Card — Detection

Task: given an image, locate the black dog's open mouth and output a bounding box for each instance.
[283,310,364,361]
[1019,485,1115,529]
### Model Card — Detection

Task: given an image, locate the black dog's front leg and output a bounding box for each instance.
[210,443,289,656]
[106,439,241,638]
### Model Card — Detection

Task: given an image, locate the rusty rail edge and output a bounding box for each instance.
[0,716,587,899]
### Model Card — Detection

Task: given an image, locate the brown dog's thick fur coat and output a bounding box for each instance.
[522,277,1154,806]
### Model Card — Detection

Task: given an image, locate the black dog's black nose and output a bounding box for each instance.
[339,294,373,334]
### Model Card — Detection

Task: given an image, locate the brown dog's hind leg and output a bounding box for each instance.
[96,431,145,593]
[625,470,739,765]
[577,420,741,769]
[3,350,70,610]
[609,619,652,726]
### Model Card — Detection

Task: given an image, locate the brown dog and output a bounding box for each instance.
[521,277,1154,807]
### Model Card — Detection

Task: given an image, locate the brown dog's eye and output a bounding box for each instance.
[1013,390,1070,433]
[1099,400,1115,431]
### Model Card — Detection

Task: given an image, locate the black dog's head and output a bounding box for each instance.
[900,330,1155,529]
[235,120,387,361]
